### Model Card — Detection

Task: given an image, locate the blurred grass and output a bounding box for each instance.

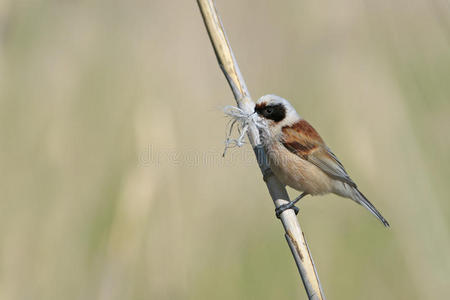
[0,0,449,299]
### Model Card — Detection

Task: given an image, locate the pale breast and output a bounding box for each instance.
[266,142,334,195]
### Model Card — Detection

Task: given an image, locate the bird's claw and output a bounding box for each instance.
[262,168,273,182]
[275,202,299,219]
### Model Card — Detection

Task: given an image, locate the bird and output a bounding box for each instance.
[254,94,389,227]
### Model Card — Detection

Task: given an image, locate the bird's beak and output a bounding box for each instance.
[247,111,256,121]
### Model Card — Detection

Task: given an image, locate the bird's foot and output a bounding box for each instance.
[275,192,308,219]
[275,202,299,219]
[262,168,273,182]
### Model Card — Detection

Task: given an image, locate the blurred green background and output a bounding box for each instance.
[0,0,449,299]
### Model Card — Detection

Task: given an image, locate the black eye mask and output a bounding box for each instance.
[256,103,286,122]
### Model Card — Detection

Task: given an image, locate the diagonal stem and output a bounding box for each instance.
[197,1,325,299]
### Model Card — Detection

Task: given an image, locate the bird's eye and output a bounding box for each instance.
[265,108,273,114]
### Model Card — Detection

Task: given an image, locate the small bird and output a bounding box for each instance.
[255,94,389,227]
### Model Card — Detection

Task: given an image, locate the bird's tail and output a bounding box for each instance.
[352,188,390,227]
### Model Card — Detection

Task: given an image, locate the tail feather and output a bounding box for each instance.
[353,188,390,227]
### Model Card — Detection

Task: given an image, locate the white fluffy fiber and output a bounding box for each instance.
[222,105,269,157]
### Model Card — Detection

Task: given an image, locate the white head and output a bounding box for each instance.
[255,95,301,136]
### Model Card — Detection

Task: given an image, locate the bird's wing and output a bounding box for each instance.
[281,120,357,188]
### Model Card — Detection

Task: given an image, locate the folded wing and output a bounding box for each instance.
[282,120,356,188]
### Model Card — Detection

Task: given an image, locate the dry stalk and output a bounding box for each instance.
[197,1,325,299]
